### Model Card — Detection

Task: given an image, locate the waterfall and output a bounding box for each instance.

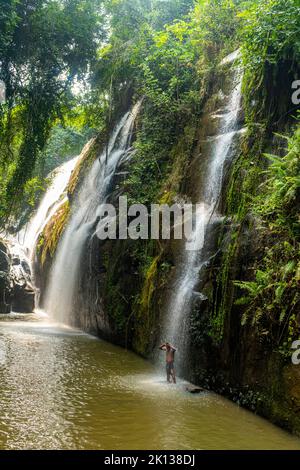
[162,61,244,374]
[45,103,141,325]
[0,156,80,313]
[19,156,79,257]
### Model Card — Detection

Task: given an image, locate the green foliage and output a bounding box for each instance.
[23,176,46,208]
[234,125,300,346]
[210,223,240,344]
[239,0,300,125]
[37,201,70,265]
[95,1,200,113]
[96,0,241,111]
[0,0,104,218]
[139,256,160,314]
[192,0,241,61]
[0,0,243,224]
[255,130,300,238]
[37,124,96,176]
[240,0,300,71]
[100,1,242,214]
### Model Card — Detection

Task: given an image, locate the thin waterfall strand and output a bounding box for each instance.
[163,66,243,373]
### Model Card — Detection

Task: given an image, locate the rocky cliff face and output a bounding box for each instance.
[182,60,300,433]
[35,57,300,435]
[0,239,35,313]
[0,241,11,313]
[187,207,300,435]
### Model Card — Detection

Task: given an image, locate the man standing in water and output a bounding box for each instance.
[159,342,176,384]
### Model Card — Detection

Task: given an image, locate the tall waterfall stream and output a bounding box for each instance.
[162,65,244,372]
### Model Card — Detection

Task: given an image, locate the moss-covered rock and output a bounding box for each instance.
[38,200,70,266]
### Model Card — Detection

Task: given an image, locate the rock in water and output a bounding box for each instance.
[11,285,35,313]
[186,385,206,394]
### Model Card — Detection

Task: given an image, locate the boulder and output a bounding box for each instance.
[11,285,35,313]
[0,301,11,314]
[0,239,35,314]
[186,385,206,394]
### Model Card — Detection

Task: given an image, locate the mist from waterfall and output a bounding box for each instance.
[163,63,243,374]
[45,103,140,325]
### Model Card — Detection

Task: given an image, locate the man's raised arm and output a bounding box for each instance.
[159,343,166,350]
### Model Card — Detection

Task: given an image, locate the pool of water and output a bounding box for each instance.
[0,314,299,450]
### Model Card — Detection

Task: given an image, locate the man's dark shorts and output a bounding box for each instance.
[166,362,174,374]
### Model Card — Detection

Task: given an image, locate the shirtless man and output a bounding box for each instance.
[159,342,176,384]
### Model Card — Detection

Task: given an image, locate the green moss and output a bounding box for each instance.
[123,245,172,356]
[67,137,102,196]
[210,225,240,344]
[131,255,161,355]
[122,98,199,207]
[37,200,70,265]
[139,256,160,315]
[159,124,197,203]
[159,191,176,205]
[226,127,266,219]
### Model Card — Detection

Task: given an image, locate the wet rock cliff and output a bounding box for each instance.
[0,239,35,314]
[35,56,300,435]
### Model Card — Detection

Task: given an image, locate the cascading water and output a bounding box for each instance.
[45,103,141,325]
[0,155,81,313]
[162,59,244,374]
[20,156,80,256]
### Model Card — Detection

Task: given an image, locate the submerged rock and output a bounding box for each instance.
[186,385,206,394]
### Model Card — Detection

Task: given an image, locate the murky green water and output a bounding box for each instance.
[0,314,299,450]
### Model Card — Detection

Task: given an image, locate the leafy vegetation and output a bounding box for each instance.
[234,125,300,348]
[0,0,103,220]
[240,0,300,126]
[37,200,70,266]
